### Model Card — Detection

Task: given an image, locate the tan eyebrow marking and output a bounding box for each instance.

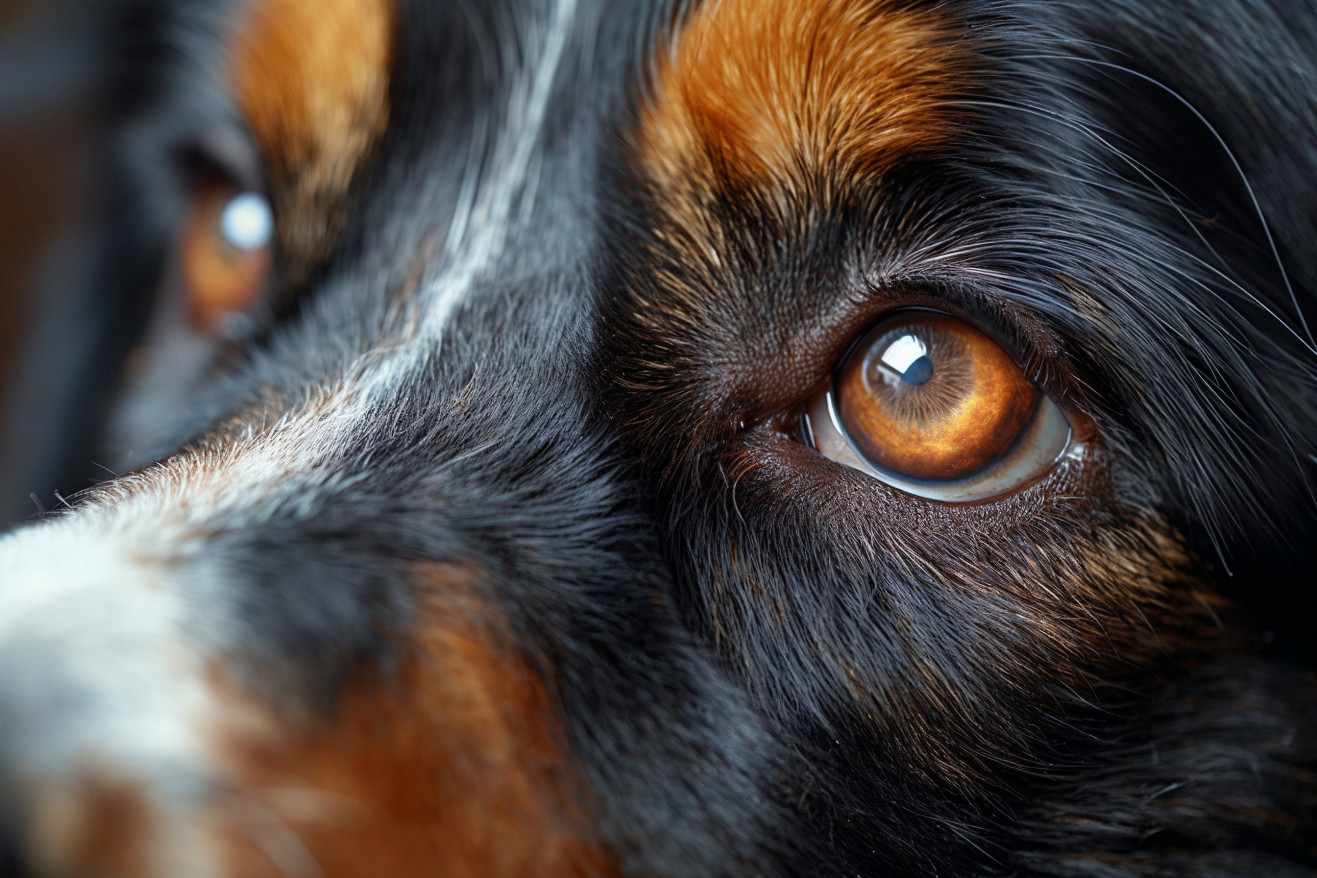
[636,0,970,207]
[229,0,394,286]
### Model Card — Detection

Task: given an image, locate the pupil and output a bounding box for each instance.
[868,332,934,389]
[901,355,933,386]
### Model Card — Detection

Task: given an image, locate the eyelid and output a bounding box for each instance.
[848,279,1065,390]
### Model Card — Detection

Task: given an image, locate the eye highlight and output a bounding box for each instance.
[806,310,1073,502]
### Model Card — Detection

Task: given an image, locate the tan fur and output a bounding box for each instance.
[230,0,393,285]
[26,776,159,878]
[637,0,969,214]
[214,564,616,878]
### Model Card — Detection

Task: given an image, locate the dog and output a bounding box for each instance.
[0,0,1314,874]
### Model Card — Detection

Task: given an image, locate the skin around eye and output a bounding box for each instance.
[181,183,272,334]
[806,310,1074,502]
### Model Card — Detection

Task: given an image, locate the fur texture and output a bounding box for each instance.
[0,0,1314,875]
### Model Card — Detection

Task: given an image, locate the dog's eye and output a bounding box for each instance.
[806,310,1072,502]
[181,181,272,334]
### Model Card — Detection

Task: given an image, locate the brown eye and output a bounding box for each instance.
[180,182,272,334]
[807,310,1074,502]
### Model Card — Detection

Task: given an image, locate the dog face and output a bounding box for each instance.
[0,0,1314,875]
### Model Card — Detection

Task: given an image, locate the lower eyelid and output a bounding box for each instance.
[805,381,1076,504]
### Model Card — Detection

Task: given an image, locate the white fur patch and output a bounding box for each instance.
[0,519,220,876]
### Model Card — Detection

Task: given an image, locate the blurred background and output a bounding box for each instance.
[1,0,101,527]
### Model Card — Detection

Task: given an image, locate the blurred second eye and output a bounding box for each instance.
[181,183,272,334]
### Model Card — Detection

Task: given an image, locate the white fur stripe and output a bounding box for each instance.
[421,0,578,339]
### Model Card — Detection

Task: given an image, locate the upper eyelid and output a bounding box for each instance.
[847,275,1066,394]
[177,125,268,196]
